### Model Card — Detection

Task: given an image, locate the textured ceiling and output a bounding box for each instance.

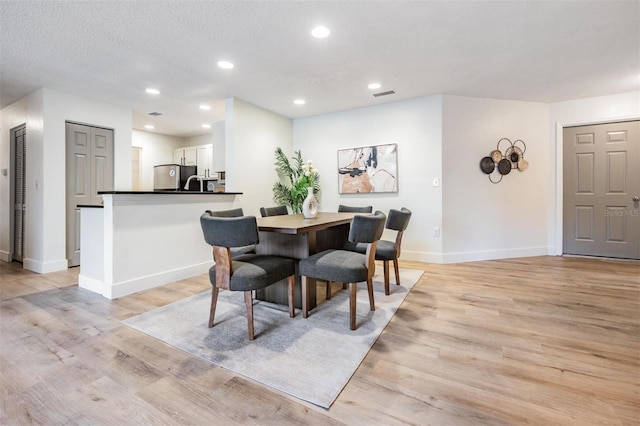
[1,1,639,137]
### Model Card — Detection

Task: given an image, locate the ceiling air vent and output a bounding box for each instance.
[148,112,162,116]
[373,90,396,97]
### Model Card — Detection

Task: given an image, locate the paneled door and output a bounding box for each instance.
[563,121,639,259]
[66,122,114,266]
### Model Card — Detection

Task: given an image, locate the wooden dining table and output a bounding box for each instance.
[255,212,359,309]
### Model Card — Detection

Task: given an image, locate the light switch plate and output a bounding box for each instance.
[433,177,440,187]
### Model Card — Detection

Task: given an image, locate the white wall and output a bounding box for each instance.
[549,91,640,254]
[0,88,131,272]
[184,133,213,147]
[132,130,186,190]
[442,95,550,262]
[212,121,225,171]
[225,98,293,217]
[294,96,444,262]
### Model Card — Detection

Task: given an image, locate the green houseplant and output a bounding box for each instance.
[272,148,321,214]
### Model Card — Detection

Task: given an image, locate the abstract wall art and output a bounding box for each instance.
[337,143,398,193]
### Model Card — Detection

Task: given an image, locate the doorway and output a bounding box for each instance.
[66,122,114,267]
[10,124,26,262]
[563,120,639,259]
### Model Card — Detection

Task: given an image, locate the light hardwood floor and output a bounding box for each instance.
[1,256,638,425]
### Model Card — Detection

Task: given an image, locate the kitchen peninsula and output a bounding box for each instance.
[78,191,241,299]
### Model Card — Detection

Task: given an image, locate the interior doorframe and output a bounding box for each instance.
[553,115,640,256]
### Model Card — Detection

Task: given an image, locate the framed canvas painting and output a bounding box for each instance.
[337,143,398,193]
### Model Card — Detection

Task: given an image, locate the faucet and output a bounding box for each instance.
[184,175,204,191]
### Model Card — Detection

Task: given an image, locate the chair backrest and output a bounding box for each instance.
[348,210,386,244]
[200,214,259,248]
[260,205,289,217]
[386,207,412,232]
[338,204,373,213]
[205,208,244,218]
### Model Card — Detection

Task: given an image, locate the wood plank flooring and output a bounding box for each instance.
[1,256,638,425]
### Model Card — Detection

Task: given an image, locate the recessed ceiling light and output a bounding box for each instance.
[145,88,160,95]
[217,60,234,69]
[368,83,382,90]
[199,104,211,110]
[311,26,330,38]
[144,124,155,130]
[293,99,306,105]
[202,124,212,129]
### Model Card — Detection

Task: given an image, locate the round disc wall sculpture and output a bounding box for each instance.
[479,138,528,183]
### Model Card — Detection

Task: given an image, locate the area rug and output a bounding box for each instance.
[122,269,424,408]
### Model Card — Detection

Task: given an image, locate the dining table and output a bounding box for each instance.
[255,212,359,309]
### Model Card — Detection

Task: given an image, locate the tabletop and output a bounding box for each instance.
[256,212,358,235]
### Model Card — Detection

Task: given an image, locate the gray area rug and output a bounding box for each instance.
[122,269,424,408]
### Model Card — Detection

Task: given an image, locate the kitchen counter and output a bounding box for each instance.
[97,190,240,195]
[78,191,242,299]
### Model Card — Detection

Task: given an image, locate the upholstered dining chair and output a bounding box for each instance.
[322,204,374,299]
[204,208,255,257]
[200,214,296,340]
[260,205,289,217]
[345,207,412,295]
[299,211,386,330]
[337,204,373,213]
[206,207,244,218]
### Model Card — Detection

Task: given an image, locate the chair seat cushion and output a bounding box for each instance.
[343,239,397,261]
[299,249,369,283]
[210,255,295,291]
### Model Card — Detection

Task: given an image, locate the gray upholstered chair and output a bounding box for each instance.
[321,204,374,299]
[338,204,373,213]
[204,209,255,257]
[345,207,412,295]
[200,214,296,340]
[206,207,245,218]
[299,211,386,330]
[260,205,289,217]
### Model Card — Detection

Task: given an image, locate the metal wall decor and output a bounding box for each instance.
[479,138,528,183]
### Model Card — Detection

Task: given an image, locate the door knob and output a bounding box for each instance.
[633,196,640,202]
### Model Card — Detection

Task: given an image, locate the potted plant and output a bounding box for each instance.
[272,148,320,214]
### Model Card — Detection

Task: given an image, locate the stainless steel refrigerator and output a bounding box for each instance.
[153,164,197,191]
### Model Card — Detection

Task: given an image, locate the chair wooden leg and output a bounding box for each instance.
[393,259,401,286]
[325,281,332,300]
[367,278,375,311]
[208,287,219,328]
[383,261,390,295]
[302,276,309,318]
[244,291,255,340]
[287,275,295,318]
[349,282,357,330]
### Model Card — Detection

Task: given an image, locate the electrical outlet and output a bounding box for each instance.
[433,177,440,187]
[433,227,440,237]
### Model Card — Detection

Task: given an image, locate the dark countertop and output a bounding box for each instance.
[97,191,242,195]
[79,191,241,208]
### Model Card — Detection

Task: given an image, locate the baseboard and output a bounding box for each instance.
[0,251,10,262]
[107,262,211,299]
[401,250,444,264]
[401,247,551,264]
[441,246,550,264]
[79,274,107,297]
[22,258,69,273]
